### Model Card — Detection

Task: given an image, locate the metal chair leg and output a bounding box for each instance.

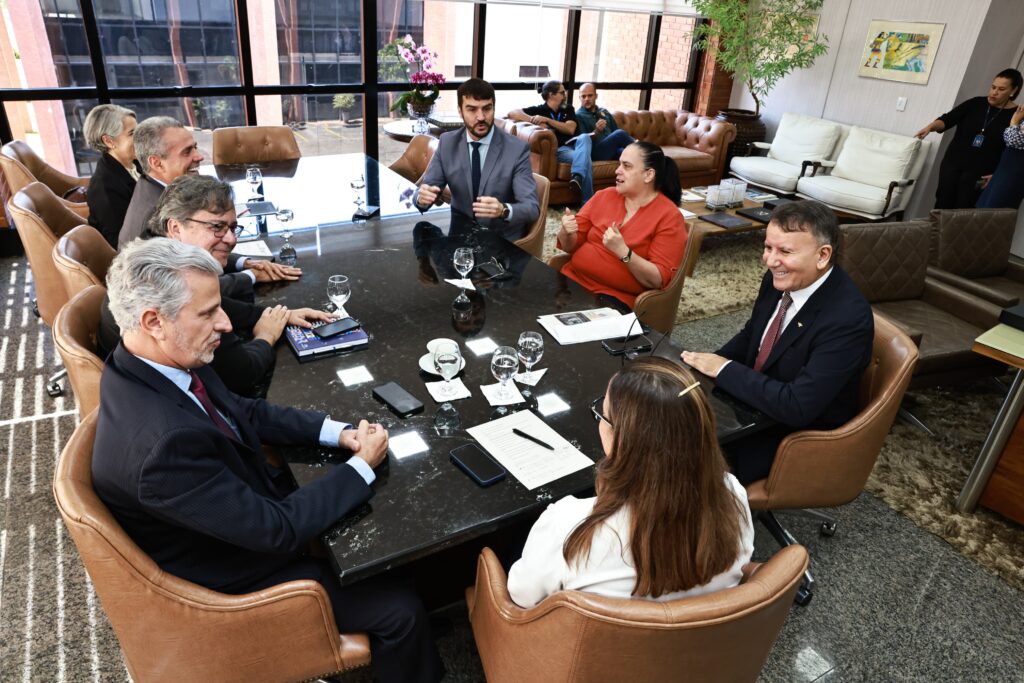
[756,511,816,606]
[898,406,934,436]
[47,366,67,397]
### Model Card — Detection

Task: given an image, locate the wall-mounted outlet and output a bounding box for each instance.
[896,96,907,112]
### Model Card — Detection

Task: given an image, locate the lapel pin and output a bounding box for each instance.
[797,322,803,328]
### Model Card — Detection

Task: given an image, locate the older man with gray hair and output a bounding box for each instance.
[118,116,205,247]
[92,238,443,683]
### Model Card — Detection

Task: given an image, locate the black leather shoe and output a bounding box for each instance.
[569,174,583,193]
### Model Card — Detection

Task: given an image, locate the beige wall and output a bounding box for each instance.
[728,0,1024,220]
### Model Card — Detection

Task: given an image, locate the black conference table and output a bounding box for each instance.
[212,154,770,586]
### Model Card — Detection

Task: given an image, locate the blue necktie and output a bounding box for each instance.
[470,141,482,199]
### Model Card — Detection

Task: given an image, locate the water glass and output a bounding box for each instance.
[277,209,296,266]
[350,174,366,209]
[245,166,263,199]
[432,340,462,399]
[327,274,351,314]
[453,247,474,303]
[491,346,519,401]
[517,331,544,383]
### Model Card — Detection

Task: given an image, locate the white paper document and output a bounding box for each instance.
[424,378,472,402]
[537,307,639,345]
[444,278,476,291]
[679,207,697,219]
[467,411,593,489]
[231,240,274,258]
[680,190,704,202]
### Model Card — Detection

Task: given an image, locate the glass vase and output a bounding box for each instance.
[407,102,434,135]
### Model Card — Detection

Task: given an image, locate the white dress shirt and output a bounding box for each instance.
[506,473,754,608]
[758,267,833,346]
[135,355,374,484]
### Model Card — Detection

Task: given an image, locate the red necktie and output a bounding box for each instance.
[188,372,236,440]
[754,292,793,372]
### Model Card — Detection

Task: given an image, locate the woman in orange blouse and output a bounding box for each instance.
[557,141,687,308]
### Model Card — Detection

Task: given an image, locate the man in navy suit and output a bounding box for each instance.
[416,78,539,240]
[683,200,874,484]
[92,238,443,683]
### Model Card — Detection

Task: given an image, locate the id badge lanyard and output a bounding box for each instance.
[973,106,1000,148]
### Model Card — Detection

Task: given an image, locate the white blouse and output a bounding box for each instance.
[507,473,755,608]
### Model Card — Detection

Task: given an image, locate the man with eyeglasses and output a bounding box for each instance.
[509,80,596,203]
[98,175,333,397]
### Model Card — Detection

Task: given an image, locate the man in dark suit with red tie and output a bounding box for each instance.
[682,200,874,484]
[92,238,443,683]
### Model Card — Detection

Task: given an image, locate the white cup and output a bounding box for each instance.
[426,337,459,355]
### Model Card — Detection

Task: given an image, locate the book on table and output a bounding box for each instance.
[701,212,753,230]
[735,206,773,223]
[285,322,369,362]
[537,307,639,345]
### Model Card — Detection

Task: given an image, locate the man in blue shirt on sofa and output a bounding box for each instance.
[575,83,635,163]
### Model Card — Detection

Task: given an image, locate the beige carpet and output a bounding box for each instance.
[543,207,1024,592]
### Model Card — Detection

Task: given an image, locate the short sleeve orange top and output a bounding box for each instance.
[559,188,687,307]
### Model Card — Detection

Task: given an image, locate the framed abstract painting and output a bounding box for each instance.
[859,20,945,85]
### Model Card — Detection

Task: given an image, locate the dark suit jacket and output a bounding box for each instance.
[715,266,874,431]
[118,175,164,248]
[92,344,372,593]
[96,276,274,397]
[87,153,140,248]
[417,126,539,239]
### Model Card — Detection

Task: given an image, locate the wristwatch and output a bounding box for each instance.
[500,203,511,220]
[620,248,632,263]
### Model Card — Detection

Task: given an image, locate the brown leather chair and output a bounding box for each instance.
[746,314,918,605]
[925,208,1024,307]
[388,134,439,184]
[211,125,301,165]
[547,226,700,334]
[512,174,550,259]
[53,410,371,683]
[838,219,1005,388]
[53,225,116,299]
[466,544,808,683]
[0,140,89,219]
[9,181,89,326]
[52,285,106,416]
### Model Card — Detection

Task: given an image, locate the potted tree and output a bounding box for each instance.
[332,94,358,126]
[692,0,828,155]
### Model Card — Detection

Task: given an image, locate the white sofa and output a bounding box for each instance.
[731,113,931,220]
[730,112,843,194]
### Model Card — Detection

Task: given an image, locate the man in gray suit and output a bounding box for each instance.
[416,78,539,240]
[118,116,204,248]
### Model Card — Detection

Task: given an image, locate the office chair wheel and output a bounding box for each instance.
[794,584,814,607]
[32,299,40,318]
[47,381,63,397]
[819,521,837,537]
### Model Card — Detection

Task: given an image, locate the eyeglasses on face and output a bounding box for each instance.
[590,395,613,427]
[186,217,243,237]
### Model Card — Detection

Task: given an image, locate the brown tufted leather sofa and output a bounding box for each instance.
[466,544,808,683]
[507,111,736,204]
[54,410,372,683]
[925,208,1024,307]
[838,220,1005,388]
[211,125,301,165]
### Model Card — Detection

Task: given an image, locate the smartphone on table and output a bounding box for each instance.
[450,443,506,487]
[312,317,361,338]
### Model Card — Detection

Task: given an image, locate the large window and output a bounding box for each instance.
[1,0,702,176]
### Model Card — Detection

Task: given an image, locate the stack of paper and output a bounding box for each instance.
[467,411,593,489]
[537,307,639,345]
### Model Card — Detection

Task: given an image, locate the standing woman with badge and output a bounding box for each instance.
[915,68,1022,209]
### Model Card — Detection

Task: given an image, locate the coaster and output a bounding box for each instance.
[424,378,472,402]
[480,382,525,406]
[513,368,548,386]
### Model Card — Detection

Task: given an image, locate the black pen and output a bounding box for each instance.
[512,428,554,451]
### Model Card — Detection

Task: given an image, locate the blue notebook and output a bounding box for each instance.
[285,323,369,362]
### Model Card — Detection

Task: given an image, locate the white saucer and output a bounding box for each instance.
[418,353,467,376]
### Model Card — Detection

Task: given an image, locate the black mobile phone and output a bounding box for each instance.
[449,443,506,487]
[312,317,361,338]
[372,382,424,417]
[601,340,653,356]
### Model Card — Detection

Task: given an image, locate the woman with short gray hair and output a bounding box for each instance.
[84,104,141,247]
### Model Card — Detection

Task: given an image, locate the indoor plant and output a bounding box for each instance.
[382,34,446,132]
[692,0,828,153]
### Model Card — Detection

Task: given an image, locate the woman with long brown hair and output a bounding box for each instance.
[507,357,754,607]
